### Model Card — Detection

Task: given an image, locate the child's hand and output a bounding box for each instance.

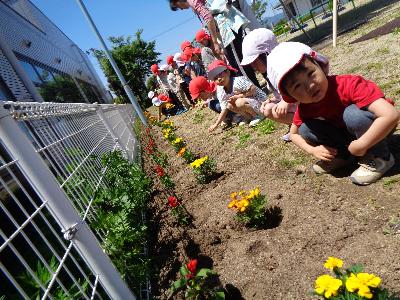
[229,94,241,103]
[311,145,337,161]
[348,140,367,156]
[208,123,218,132]
[273,101,289,117]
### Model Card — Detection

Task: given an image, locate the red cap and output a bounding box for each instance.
[207,60,237,80]
[182,47,201,61]
[158,94,171,102]
[150,64,159,75]
[166,55,174,65]
[195,29,211,43]
[180,40,192,51]
[189,76,217,100]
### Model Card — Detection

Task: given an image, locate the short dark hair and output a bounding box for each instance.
[169,0,186,11]
[280,55,319,95]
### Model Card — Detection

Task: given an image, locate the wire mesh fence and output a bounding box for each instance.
[0,101,140,300]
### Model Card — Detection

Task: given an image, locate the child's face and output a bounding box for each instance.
[199,90,213,101]
[214,69,230,88]
[284,58,328,104]
[199,40,209,47]
[251,56,267,73]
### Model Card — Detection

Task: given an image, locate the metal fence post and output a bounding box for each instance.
[0,105,136,300]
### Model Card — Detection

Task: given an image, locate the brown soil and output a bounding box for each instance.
[144,109,400,299]
[144,4,400,299]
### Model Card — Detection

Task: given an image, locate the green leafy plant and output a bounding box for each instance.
[171,137,186,152]
[19,257,88,300]
[193,109,205,124]
[168,196,191,226]
[93,151,152,294]
[313,257,399,299]
[190,156,217,184]
[228,187,269,228]
[170,259,225,299]
[155,165,175,189]
[151,151,169,167]
[256,119,276,135]
[177,147,196,164]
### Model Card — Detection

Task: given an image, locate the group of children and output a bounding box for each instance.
[149,27,399,186]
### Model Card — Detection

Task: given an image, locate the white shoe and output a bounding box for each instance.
[249,116,263,127]
[238,121,246,126]
[350,153,395,185]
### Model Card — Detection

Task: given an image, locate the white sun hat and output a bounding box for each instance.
[173,52,186,67]
[241,28,278,66]
[148,91,155,99]
[267,42,329,103]
[151,97,162,107]
[159,64,170,72]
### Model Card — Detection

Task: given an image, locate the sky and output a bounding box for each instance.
[30,0,281,89]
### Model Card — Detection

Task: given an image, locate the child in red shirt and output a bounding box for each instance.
[267,42,399,185]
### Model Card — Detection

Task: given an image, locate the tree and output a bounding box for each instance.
[146,75,157,93]
[251,0,269,22]
[91,30,160,108]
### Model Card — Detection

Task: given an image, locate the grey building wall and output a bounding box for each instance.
[0,0,112,103]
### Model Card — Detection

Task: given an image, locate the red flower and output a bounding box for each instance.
[145,127,151,134]
[155,165,165,177]
[185,274,194,280]
[148,138,155,147]
[186,259,197,274]
[168,196,178,207]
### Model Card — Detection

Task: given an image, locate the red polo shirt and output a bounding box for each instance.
[293,75,393,128]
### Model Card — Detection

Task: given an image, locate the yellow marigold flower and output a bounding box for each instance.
[177,147,186,157]
[228,200,236,208]
[247,187,260,200]
[172,137,183,144]
[238,190,245,196]
[346,273,381,299]
[357,273,381,288]
[241,199,249,207]
[324,257,343,271]
[315,275,342,299]
[357,285,373,299]
[230,192,238,199]
[190,156,208,168]
[240,206,246,212]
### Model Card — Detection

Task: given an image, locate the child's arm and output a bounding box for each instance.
[290,124,337,161]
[348,99,399,156]
[229,85,256,103]
[208,109,229,132]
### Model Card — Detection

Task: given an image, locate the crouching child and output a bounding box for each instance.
[267,42,399,185]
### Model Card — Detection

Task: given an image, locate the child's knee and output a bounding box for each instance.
[235,98,247,108]
[343,104,375,133]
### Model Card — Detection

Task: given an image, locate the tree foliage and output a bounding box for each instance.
[251,0,269,22]
[90,30,160,107]
[146,75,157,92]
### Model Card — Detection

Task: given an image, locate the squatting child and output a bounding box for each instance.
[267,42,399,185]
[207,60,267,132]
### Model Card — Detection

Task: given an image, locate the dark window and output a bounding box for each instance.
[0,79,14,101]
[77,80,102,103]
[287,2,297,16]
[19,60,42,85]
[18,59,85,103]
[311,0,323,7]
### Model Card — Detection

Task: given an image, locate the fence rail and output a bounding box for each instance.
[0,101,141,300]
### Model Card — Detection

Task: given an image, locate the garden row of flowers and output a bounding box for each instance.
[141,111,398,300]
